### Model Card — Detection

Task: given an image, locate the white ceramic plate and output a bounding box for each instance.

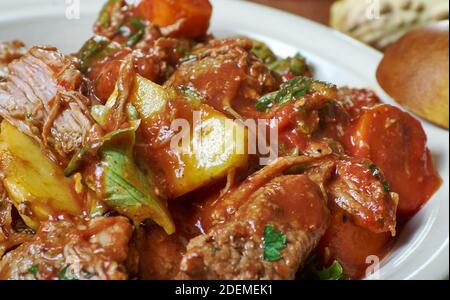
[1,0,448,280]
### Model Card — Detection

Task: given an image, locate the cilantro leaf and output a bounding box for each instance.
[97,0,122,28]
[256,77,328,112]
[28,264,39,279]
[382,181,391,193]
[126,18,146,47]
[78,35,121,73]
[255,91,278,111]
[368,163,391,192]
[317,260,347,280]
[129,17,146,31]
[58,265,79,281]
[263,224,287,262]
[268,53,311,77]
[251,40,277,65]
[368,163,382,177]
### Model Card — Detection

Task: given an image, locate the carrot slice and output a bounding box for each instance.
[318,205,392,279]
[136,0,212,38]
[345,104,442,216]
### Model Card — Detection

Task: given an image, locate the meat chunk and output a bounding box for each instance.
[198,155,322,231]
[165,37,279,118]
[0,40,26,80]
[0,217,133,280]
[0,41,25,65]
[87,37,190,102]
[327,157,398,235]
[0,181,32,258]
[135,225,187,280]
[0,46,101,164]
[336,87,381,120]
[178,175,329,280]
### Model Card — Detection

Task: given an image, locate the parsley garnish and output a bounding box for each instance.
[316,260,347,280]
[129,17,146,30]
[180,54,198,63]
[251,40,277,65]
[368,164,391,193]
[382,181,391,193]
[58,265,79,280]
[268,53,310,76]
[97,0,122,28]
[256,77,331,112]
[78,35,121,73]
[263,224,287,262]
[369,164,382,177]
[28,264,39,279]
[179,86,202,101]
[126,18,146,47]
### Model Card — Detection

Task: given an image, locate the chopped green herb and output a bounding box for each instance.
[251,40,277,65]
[97,0,122,28]
[180,54,198,64]
[369,164,382,177]
[28,264,39,278]
[368,163,391,192]
[179,86,202,101]
[382,181,391,193]
[78,35,121,72]
[276,77,312,104]
[268,53,311,77]
[256,77,316,111]
[129,17,146,30]
[125,18,146,47]
[263,224,287,262]
[126,30,144,46]
[58,265,79,280]
[316,260,347,280]
[255,91,277,111]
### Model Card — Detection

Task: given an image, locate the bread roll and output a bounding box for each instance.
[376,21,449,128]
[331,0,449,50]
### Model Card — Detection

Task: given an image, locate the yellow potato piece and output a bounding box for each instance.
[130,75,170,122]
[0,121,83,229]
[132,75,248,197]
[172,107,248,197]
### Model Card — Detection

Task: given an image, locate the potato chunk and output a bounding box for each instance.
[0,121,82,229]
[132,75,248,198]
[171,106,248,197]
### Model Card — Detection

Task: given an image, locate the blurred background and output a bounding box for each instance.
[247,0,449,51]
